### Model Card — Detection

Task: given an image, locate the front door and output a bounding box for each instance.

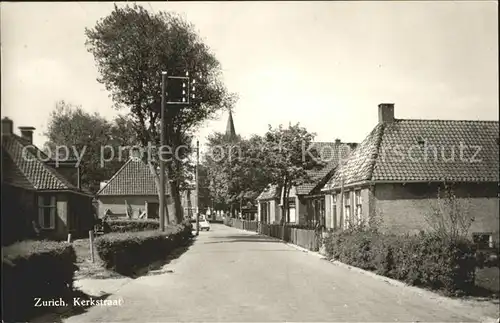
[147,202,159,219]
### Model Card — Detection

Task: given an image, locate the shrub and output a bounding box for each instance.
[2,240,77,322]
[94,224,192,275]
[323,230,477,295]
[105,219,160,232]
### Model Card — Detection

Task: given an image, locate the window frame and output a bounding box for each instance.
[331,194,337,229]
[473,232,494,249]
[354,189,362,225]
[343,191,351,227]
[38,195,56,230]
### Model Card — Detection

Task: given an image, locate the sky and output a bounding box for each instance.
[1,1,498,151]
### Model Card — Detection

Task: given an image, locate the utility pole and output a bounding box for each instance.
[195,139,200,236]
[159,71,167,232]
[159,68,196,232]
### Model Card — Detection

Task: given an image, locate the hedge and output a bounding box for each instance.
[94,222,192,275]
[323,230,477,295]
[105,219,160,233]
[2,240,77,322]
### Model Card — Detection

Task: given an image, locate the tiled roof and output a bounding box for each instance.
[257,184,280,200]
[1,134,84,192]
[296,141,357,195]
[97,158,169,196]
[326,119,499,188]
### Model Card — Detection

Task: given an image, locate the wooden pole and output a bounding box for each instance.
[67,233,72,243]
[89,230,95,263]
[196,140,201,234]
[159,71,167,232]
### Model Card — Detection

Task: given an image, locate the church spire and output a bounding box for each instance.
[225,109,236,141]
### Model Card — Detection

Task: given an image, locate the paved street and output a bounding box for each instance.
[64,224,492,322]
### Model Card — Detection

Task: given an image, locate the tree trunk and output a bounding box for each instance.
[281,180,289,240]
[148,162,170,224]
[168,180,183,224]
[186,189,193,219]
[240,195,243,219]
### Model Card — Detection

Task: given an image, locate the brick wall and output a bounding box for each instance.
[373,182,499,240]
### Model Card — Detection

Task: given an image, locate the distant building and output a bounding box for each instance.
[256,140,357,226]
[1,117,94,244]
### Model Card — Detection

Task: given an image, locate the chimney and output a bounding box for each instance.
[19,126,36,144]
[100,181,109,190]
[378,103,395,123]
[335,138,341,145]
[130,147,143,160]
[1,117,13,136]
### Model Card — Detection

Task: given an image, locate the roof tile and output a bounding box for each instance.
[97,158,169,196]
[1,135,79,191]
[327,119,499,188]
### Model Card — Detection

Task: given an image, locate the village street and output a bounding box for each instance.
[63,224,496,322]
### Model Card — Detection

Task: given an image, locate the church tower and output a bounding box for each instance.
[225,109,237,141]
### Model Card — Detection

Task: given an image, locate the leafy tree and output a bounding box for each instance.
[258,123,322,227]
[85,4,236,223]
[203,132,273,217]
[44,101,136,193]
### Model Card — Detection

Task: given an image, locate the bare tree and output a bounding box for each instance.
[425,183,474,241]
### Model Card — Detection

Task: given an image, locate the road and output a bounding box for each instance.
[64,224,492,322]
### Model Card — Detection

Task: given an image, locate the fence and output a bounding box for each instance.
[224,219,321,252]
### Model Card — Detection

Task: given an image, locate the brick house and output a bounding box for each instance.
[96,153,170,220]
[321,103,499,245]
[1,117,94,244]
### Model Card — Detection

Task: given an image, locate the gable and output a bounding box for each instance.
[97,158,169,196]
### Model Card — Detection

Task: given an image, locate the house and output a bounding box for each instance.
[96,151,170,220]
[181,184,197,219]
[256,140,357,226]
[297,141,357,227]
[257,185,281,224]
[1,117,94,243]
[321,103,499,245]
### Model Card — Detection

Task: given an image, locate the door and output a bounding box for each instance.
[147,202,159,219]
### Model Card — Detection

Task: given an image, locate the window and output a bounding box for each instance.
[38,195,56,230]
[343,191,351,228]
[320,198,325,227]
[260,202,268,223]
[332,194,337,229]
[473,233,494,249]
[355,190,362,225]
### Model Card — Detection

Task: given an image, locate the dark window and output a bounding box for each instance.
[473,233,494,249]
[38,195,56,229]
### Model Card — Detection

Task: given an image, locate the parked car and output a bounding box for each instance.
[190,216,211,231]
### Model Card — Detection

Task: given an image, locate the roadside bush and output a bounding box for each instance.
[323,230,477,295]
[2,240,77,322]
[106,219,160,232]
[94,224,192,275]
